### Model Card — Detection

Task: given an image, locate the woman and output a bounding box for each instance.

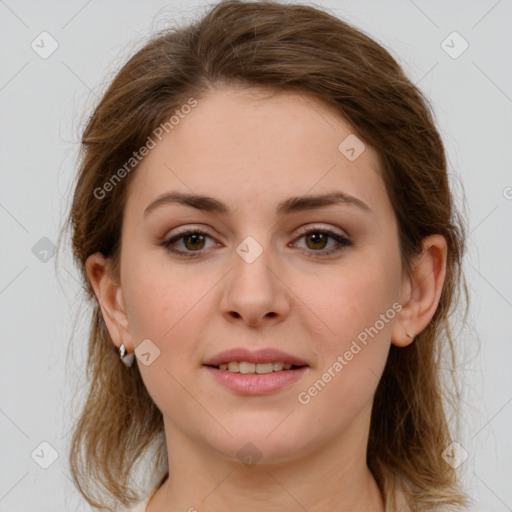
[66,1,469,510]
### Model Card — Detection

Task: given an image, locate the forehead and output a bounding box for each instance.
[125,86,390,219]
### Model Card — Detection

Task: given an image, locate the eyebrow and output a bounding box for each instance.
[143,191,372,217]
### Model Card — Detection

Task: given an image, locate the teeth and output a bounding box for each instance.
[217,361,296,373]
[239,362,255,374]
[227,362,239,372]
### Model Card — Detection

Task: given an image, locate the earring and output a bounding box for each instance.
[119,343,135,367]
[406,332,414,340]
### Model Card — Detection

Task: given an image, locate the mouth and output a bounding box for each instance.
[203,347,309,369]
[204,361,308,373]
[202,348,310,395]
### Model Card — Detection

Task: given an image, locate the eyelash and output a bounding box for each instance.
[160,227,352,258]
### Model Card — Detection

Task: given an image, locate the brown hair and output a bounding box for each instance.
[64,1,469,510]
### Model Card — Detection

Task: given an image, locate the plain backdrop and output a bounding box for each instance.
[0,0,511,510]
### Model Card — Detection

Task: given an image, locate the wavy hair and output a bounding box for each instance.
[64,1,469,510]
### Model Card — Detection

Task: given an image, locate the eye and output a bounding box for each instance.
[160,226,352,258]
[292,227,352,256]
[161,229,218,258]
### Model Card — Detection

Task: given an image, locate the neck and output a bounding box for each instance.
[148,415,385,512]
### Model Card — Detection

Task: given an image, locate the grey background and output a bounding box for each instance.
[0,0,511,510]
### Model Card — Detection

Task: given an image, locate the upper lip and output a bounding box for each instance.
[203,347,309,367]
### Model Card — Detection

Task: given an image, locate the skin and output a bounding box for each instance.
[86,86,447,512]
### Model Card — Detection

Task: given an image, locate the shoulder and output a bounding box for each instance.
[127,495,151,512]
[393,485,411,512]
[126,472,167,511]
[390,484,471,512]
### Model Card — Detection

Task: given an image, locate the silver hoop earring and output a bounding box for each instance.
[119,343,134,367]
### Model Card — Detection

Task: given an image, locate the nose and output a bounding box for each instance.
[220,240,290,329]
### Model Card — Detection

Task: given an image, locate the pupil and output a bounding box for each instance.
[308,233,326,249]
[186,234,204,250]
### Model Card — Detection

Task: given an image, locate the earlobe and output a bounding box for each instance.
[85,252,133,351]
[391,234,448,348]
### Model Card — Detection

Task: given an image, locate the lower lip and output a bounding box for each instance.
[203,366,309,395]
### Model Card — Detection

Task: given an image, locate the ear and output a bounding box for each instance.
[85,252,133,352]
[391,234,448,347]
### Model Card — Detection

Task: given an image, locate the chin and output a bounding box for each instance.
[203,422,316,466]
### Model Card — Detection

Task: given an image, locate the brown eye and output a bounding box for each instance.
[161,227,351,259]
[294,229,352,257]
[161,229,215,257]
[182,233,207,251]
[304,232,329,250]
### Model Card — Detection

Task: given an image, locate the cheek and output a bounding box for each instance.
[121,262,213,407]
[304,256,400,344]
[297,256,400,400]
[122,257,211,353]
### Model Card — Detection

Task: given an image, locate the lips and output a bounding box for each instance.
[204,364,309,395]
[203,347,309,368]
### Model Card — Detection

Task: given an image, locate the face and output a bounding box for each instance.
[115,86,406,464]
